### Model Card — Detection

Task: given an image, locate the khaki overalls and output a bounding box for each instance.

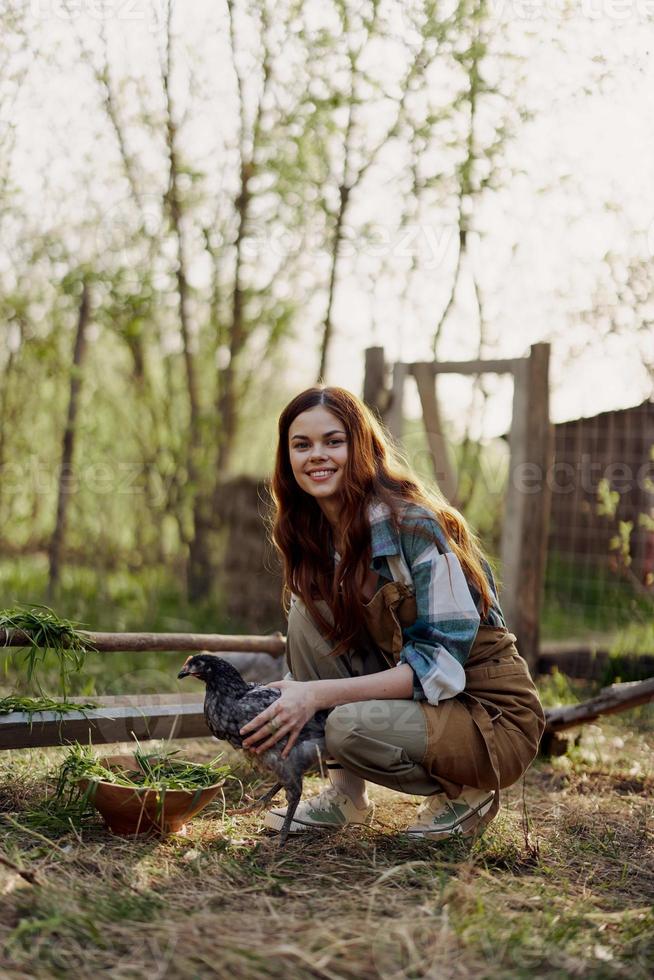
[285,580,546,820]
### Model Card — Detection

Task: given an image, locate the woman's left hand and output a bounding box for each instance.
[240,679,323,759]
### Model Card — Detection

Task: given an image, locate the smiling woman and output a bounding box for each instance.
[240,386,545,842]
[288,408,349,523]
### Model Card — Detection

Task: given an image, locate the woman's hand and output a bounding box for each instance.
[239,679,323,759]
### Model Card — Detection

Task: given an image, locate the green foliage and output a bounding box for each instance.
[0,556,228,634]
[603,621,654,683]
[609,520,634,568]
[596,477,620,518]
[609,622,654,658]
[536,668,582,708]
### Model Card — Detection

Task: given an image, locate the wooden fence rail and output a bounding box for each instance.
[3,630,651,679]
[0,695,208,750]
[543,677,654,734]
[0,630,285,656]
[3,679,652,752]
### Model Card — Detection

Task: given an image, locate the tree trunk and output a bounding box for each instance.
[161,3,208,602]
[317,182,350,381]
[0,345,16,533]
[48,281,91,598]
[215,159,250,475]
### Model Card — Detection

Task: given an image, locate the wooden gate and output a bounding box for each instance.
[363,344,553,669]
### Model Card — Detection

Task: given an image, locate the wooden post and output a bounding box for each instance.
[412,362,458,503]
[384,360,406,442]
[500,343,553,671]
[363,346,387,419]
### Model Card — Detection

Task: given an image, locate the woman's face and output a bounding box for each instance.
[288,405,348,506]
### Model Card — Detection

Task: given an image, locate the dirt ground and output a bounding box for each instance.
[0,708,652,979]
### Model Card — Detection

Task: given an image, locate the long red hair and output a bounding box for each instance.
[269,386,493,655]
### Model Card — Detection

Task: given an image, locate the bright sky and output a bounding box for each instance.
[8,0,654,440]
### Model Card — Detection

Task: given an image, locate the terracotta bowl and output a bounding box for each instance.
[79,754,225,836]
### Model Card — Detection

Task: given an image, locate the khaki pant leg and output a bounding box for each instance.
[325,699,441,797]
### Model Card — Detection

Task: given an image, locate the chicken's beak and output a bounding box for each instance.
[178,657,196,679]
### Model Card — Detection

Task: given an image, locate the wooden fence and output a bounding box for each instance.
[1,630,652,752]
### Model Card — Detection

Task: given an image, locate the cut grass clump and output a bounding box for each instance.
[0,603,95,704]
[0,695,97,718]
[58,743,231,792]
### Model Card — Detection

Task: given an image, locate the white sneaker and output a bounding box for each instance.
[263,783,374,834]
[405,787,496,839]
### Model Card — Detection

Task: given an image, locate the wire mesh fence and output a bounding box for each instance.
[544,399,654,645]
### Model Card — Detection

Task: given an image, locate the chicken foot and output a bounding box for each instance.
[228,781,284,815]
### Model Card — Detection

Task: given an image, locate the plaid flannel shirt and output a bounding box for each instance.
[363,499,506,704]
[356,499,506,705]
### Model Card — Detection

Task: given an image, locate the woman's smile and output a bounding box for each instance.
[307,468,337,481]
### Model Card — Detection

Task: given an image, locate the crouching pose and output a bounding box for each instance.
[239,386,545,840]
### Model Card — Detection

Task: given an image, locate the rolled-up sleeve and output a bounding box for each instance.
[398,518,480,706]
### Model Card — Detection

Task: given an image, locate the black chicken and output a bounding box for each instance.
[178,654,328,845]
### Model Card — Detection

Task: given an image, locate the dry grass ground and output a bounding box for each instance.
[0,708,652,980]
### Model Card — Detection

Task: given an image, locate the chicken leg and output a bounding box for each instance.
[228,781,284,815]
[278,777,303,847]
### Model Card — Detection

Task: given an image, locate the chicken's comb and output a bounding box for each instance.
[182,655,194,666]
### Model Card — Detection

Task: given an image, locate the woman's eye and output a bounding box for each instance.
[292,439,344,450]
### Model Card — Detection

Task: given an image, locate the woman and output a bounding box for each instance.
[239,386,545,839]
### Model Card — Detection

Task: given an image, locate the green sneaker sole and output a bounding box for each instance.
[405,793,495,840]
[263,803,374,834]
